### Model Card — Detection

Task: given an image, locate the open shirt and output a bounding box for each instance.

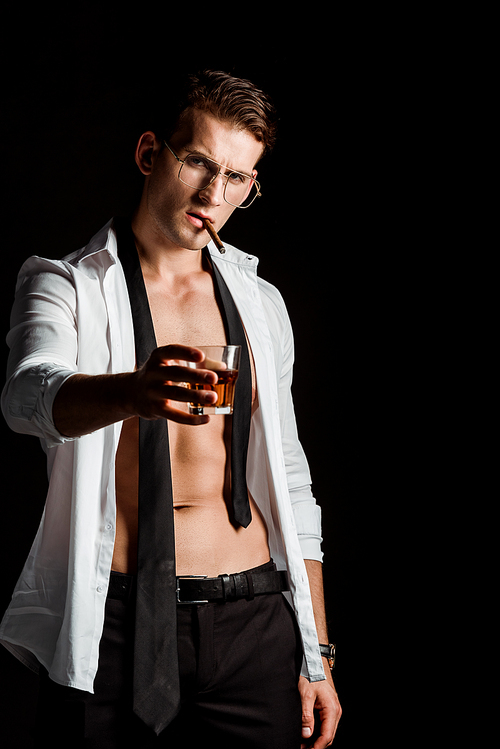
[0,220,325,690]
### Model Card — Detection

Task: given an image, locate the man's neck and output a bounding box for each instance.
[130,207,205,282]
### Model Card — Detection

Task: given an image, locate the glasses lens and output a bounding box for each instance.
[180,154,219,190]
[179,152,260,208]
[224,176,260,208]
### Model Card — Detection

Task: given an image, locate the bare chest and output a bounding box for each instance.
[112,267,263,575]
[146,281,227,348]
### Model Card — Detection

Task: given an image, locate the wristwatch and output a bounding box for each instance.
[319,643,336,670]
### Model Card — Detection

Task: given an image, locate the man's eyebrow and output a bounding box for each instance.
[180,144,251,176]
[181,143,213,158]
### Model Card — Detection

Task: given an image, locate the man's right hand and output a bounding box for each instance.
[130,344,218,424]
[52,344,218,437]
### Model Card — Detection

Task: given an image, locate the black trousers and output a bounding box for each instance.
[34,561,303,748]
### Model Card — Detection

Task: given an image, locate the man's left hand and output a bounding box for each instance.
[298,674,342,748]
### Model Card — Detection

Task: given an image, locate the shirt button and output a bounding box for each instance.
[97,585,105,593]
[105,523,113,531]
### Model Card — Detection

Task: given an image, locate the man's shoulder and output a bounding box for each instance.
[16,221,115,276]
[15,254,74,290]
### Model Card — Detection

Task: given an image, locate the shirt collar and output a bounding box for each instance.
[72,219,117,275]
[73,218,260,276]
[206,241,259,271]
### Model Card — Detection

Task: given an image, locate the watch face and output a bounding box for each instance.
[320,644,336,668]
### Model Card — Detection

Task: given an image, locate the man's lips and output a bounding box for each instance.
[186,212,213,229]
[186,212,225,253]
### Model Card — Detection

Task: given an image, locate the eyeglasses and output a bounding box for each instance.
[163,141,262,209]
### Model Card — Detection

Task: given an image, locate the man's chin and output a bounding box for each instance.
[184,240,208,252]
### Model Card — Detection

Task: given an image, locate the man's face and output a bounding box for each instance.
[143,108,263,252]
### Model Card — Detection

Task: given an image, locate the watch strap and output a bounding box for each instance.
[319,643,336,669]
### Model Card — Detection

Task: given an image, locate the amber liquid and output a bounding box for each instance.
[188,369,239,414]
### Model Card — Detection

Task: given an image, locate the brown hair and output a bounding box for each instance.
[161,70,278,157]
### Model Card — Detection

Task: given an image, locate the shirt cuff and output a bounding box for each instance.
[291,496,323,561]
[2,363,77,447]
[298,534,324,563]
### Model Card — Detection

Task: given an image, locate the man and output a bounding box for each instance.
[0,70,341,747]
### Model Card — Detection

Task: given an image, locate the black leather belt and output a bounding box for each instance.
[107,569,289,604]
[177,570,289,604]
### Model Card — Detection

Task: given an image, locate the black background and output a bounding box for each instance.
[0,7,406,747]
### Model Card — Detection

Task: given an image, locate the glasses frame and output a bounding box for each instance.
[163,141,262,209]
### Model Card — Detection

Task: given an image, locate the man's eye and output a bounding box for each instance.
[186,155,211,170]
[228,172,247,185]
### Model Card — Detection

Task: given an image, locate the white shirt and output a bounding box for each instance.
[0,220,325,690]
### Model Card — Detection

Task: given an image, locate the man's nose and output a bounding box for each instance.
[199,174,225,205]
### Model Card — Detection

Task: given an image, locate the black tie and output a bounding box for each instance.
[115,220,253,735]
[209,251,253,528]
[116,218,180,735]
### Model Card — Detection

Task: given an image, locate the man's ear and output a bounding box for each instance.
[135,131,160,176]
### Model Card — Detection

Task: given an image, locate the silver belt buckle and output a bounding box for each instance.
[176,574,208,604]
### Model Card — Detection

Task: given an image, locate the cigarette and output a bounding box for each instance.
[203,218,226,254]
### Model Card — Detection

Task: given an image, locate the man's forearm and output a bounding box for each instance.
[52,372,137,438]
[304,558,334,684]
[304,559,329,643]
